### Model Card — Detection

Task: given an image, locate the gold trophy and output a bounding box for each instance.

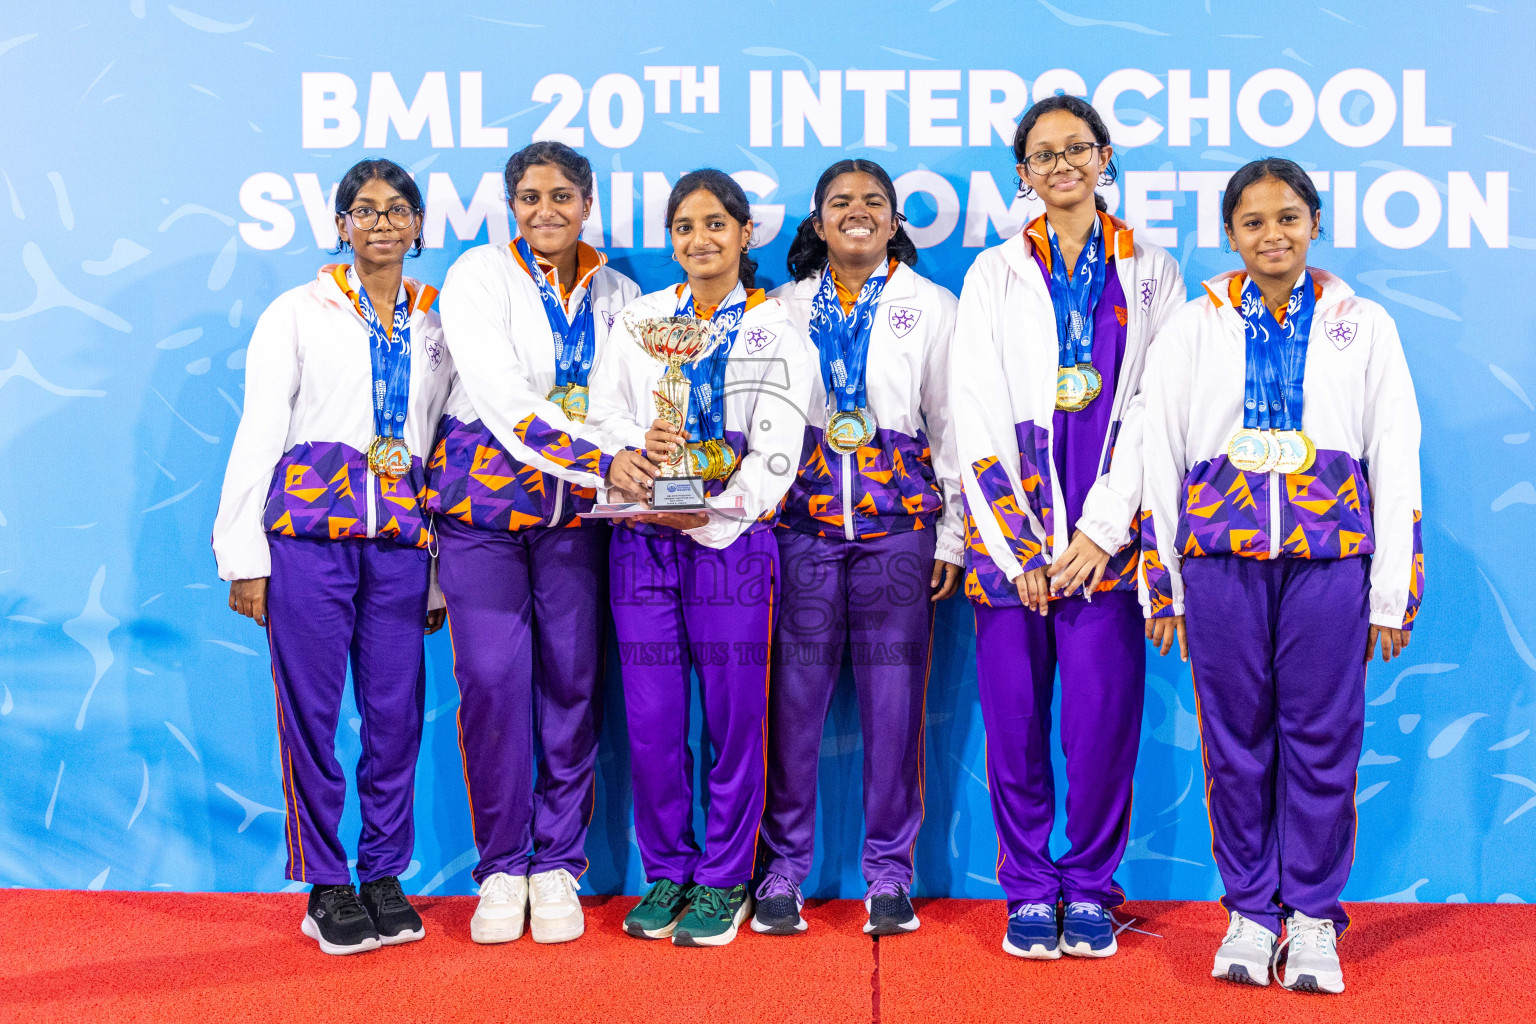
[627,314,725,511]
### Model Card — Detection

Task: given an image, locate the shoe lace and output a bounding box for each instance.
[690,885,731,921]
[366,876,410,912]
[866,879,907,901]
[1282,913,1338,959]
[1226,912,1267,946]
[479,873,521,904]
[319,884,369,922]
[1011,902,1054,920]
[1066,901,1104,920]
[756,872,799,903]
[534,869,578,904]
[639,878,684,908]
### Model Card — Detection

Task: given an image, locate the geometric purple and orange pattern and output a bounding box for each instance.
[1404,508,1424,630]
[262,440,430,548]
[511,412,612,481]
[780,425,943,540]
[1175,454,1273,558]
[425,415,591,532]
[1278,448,1375,559]
[1015,419,1054,542]
[961,497,1016,607]
[971,453,1047,576]
[1140,510,1175,618]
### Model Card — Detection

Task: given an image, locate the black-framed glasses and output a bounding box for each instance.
[346,204,418,230]
[1023,142,1104,174]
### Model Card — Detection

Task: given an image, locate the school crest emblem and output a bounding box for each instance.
[1325,320,1358,350]
[888,306,921,338]
[1139,279,1157,311]
[425,337,444,371]
[602,311,616,330]
[743,326,775,354]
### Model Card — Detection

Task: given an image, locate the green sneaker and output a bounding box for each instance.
[624,879,692,939]
[672,883,753,947]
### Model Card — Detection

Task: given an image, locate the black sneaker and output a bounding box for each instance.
[359,875,426,946]
[863,879,920,936]
[750,872,807,935]
[302,884,382,955]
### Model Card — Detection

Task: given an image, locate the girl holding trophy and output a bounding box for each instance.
[587,169,815,947]
[755,159,964,938]
[1139,157,1423,993]
[950,96,1185,960]
[214,159,451,954]
[427,141,647,945]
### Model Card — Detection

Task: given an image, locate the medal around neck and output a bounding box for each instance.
[1056,365,1101,412]
[826,407,877,455]
[1227,428,1279,473]
[1272,429,1316,474]
[367,436,412,480]
[628,313,725,511]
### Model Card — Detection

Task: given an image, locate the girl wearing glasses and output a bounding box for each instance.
[214,158,452,955]
[1139,158,1422,993]
[427,141,644,946]
[754,159,962,938]
[585,169,815,947]
[951,96,1184,960]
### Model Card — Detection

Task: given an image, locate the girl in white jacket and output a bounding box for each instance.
[756,159,962,938]
[1139,158,1423,994]
[213,159,453,955]
[586,169,815,947]
[951,96,1185,961]
[426,142,644,946]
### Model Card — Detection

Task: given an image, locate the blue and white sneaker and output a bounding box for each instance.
[1002,902,1060,959]
[1061,901,1117,957]
[750,872,807,935]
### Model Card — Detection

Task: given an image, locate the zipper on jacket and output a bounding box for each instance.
[365,467,378,538]
[1267,467,1281,558]
[841,452,856,541]
[547,476,565,529]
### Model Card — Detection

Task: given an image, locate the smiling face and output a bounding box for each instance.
[814,171,898,270]
[1017,108,1112,212]
[1225,175,1321,289]
[669,187,752,289]
[335,177,420,268]
[510,162,592,260]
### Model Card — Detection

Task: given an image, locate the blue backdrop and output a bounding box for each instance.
[2,1,1533,904]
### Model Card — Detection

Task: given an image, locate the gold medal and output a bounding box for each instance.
[561,384,589,423]
[687,439,739,481]
[1079,363,1103,404]
[826,408,877,455]
[1272,430,1316,474]
[1055,366,1093,412]
[367,436,412,480]
[1226,428,1278,473]
[547,384,570,410]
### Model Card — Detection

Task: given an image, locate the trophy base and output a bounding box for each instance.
[651,475,708,511]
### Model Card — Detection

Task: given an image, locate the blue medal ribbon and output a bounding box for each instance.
[1045,218,1108,368]
[514,235,598,391]
[1238,271,1315,431]
[809,261,889,413]
[353,270,412,442]
[674,282,747,443]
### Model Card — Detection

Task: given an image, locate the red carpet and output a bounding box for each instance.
[2,893,1531,1023]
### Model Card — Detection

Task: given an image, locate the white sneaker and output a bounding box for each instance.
[1212,911,1277,986]
[529,868,585,944]
[470,872,527,944]
[1277,911,1345,994]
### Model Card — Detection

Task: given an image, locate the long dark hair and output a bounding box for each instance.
[503,140,593,201]
[333,158,425,256]
[1221,157,1324,233]
[665,169,758,290]
[1010,95,1119,213]
[785,159,918,282]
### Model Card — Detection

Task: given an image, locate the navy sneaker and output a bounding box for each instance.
[750,872,807,935]
[1002,902,1061,959]
[863,879,919,936]
[1061,901,1117,957]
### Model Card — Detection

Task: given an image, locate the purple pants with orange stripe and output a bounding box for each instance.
[610,526,778,889]
[435,515,609,883]
[760,528,936,887]
[974,591,1144,910]
[1182,554,1369,933]
[266,533,428,886]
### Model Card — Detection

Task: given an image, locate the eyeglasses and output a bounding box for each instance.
[1023,142,1104,174]
[346,204,418,230]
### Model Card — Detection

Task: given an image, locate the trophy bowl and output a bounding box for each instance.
[624,314,726,511]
